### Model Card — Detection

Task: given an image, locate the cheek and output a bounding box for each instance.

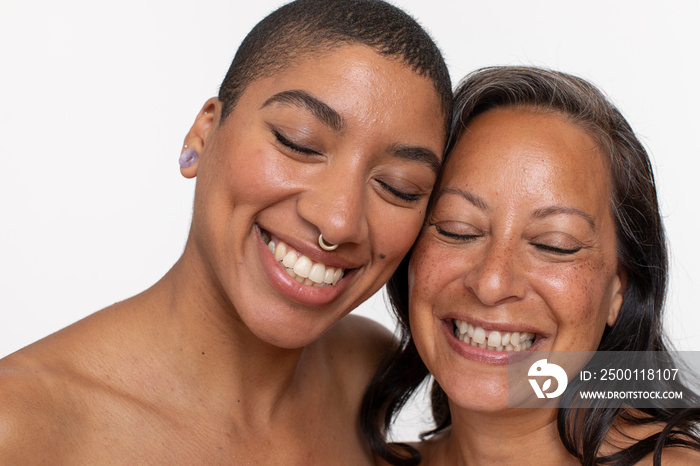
[371,205,427,269]
[407,240,436,330]
[408,235,449,299]
[206,117,302,205]
[222,146,298,203]
[407,237,460,345]
[536,260,616,349]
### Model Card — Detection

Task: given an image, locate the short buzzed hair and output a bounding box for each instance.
[218,0,452,134]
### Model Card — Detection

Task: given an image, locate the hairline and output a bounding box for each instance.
[219,42,448,129]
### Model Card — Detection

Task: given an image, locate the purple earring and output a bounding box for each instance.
[179,145,198,168]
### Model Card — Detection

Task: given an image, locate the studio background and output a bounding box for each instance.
[2,0,699,440]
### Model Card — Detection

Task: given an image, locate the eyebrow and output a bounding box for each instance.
[261,90,344,132]
[390,144,442,175]
[532,206,596,230]
[262,90,441,174]
[435,187,490,210]
[435,188,596,230]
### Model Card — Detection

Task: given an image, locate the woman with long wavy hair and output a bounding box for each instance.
[363,66,700,465]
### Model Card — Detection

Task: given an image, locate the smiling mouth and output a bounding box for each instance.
[261,230,345,287]
[453,319,535,352]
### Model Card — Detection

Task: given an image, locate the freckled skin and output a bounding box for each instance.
[408,109,627,465]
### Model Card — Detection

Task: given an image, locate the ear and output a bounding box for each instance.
[180,97,221,179]
[606,266,628,327]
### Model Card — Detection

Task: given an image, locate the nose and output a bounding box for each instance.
[297,162,369,247]
[464,240,526,306]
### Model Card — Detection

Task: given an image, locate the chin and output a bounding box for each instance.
[246,308,340,350]
[253,327,320,349]
[447,391,511,414]
[431,367,509,411]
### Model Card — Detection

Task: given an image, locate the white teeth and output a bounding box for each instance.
[453,319,535,352]
[472,327,486,345]
[293,255,313,278]
[459,320,468,335]
[282,251,298,268]
[262,232,345,287]
[510,332,520,347]
[501,332,511,347]
[274,242,287,261]
[487,331,501,348]
[309,264,326,284]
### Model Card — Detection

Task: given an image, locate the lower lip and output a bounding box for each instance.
[442,320,534,365]
[256,227,351,307]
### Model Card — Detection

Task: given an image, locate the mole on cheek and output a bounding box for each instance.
[379,253,387,260]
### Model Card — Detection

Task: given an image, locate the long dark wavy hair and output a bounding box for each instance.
[361,66,700,465]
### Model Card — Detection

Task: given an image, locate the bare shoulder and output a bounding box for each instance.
[603,416,700,465]
[653,447,700,465]
[0,355,79,462]
[633,445,700,465]
[0,299,160,462]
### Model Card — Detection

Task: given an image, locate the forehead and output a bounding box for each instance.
[260,45,435,99]
[442,108,610,209]
[231,44,445,144]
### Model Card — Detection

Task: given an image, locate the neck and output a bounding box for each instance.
[426,406,577,466]
[137,241,321,424]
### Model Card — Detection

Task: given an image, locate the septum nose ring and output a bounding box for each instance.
[318,234,338,251]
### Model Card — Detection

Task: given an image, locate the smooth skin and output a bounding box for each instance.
[0,45,445,465]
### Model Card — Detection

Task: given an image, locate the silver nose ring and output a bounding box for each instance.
[318,234,338,251]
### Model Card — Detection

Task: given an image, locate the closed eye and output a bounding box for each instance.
[376,179,421,202]
[533,243,582,255]
[273,129,321,155]
[435,225,480,242]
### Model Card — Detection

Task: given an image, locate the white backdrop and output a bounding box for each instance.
[1,0,699,430]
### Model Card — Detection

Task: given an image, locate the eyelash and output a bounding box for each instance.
[376,179,421,202]
[434,226,582,255]
[533,244,582,255]
[435,225,480,241]
[272,127,421,203]
[273,130,320,155]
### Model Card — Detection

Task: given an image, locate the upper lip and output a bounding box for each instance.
[259,225,362,270]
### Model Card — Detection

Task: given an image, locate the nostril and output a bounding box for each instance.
[465,256,524,306]
[297,178,370,246]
